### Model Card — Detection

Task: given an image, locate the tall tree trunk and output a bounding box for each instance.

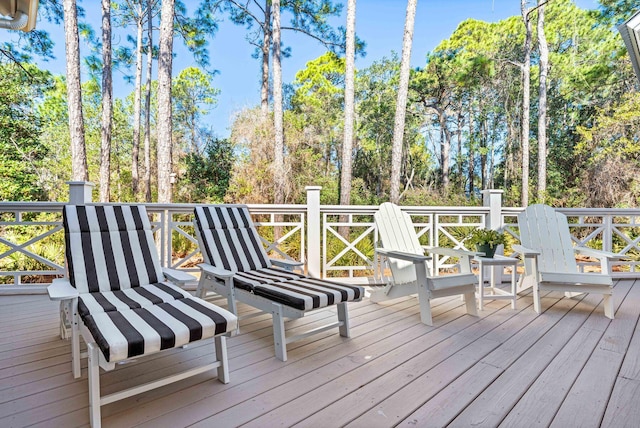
[272,0,285,205]
[260,0,271,118]
[63,0,88,182]
[521,0,532,207]
[438,109,450,189]
[143,0,153,202]
[157,0,175,203]
[390,0,417,203]
[468,102,475,196]
[456,109,463,191]
[143,0,154,202]
[132,3,144,198]
[99,0,112,202]
[537,0,549,203]
[338,0,356,237]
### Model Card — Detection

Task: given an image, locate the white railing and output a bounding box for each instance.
[2,186,640,293]
[320,205,488,280]
[0,202,306,293]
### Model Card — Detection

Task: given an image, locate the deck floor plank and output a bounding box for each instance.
[0,280,638,428]
[499,279,635,427]
[550,278,640,428]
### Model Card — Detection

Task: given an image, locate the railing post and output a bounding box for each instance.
[306,186,322,278]
[482,189,504,230]
[482,189,505,282]
[67,181,95,204]
[603,214,613,252]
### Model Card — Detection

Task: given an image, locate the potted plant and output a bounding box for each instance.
[466,228,506,258]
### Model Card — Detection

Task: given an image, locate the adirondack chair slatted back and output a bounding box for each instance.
[518,204,578,274]
[375,202,424,285]
[194,205,271,273]
[63,205,164,293]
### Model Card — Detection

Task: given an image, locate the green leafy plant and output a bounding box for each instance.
[465,228,506,247]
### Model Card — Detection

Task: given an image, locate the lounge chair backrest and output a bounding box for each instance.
[518,204,578,274]
[63,205,164,293]
[194,205,271,273]
[374,202,424,285]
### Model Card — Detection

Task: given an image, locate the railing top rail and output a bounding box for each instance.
[320,205,492,215]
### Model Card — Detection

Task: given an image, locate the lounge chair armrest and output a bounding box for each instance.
[162,268,196,285]
[574,247,625,261]
[512,244,540,257]
[422,246,480,257]
[48,278,79,301]
[270,258,304,271]
[376,248,431,263]
[198,263,235,279]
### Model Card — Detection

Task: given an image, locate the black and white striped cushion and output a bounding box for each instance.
[77,282,192,318]
[63,205,238,363]
[64,205,163,293]
[82,295,237,362]
[195,205,365,311]
[254,277,364,311]
[194,205,271,272]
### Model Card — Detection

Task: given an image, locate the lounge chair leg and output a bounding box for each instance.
[272,304,287,361]
[603,294,614,319]
[87,343,101,428]
[417,284,433,326]
[337,302,350,337]
[215,335,230,383]
[72,313,81,379]
[464,291,478,317]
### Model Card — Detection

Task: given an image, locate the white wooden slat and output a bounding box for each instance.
[375,203,424,285]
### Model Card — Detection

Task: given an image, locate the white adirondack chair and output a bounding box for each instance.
[373,202,478,326]
[514,204,623,319]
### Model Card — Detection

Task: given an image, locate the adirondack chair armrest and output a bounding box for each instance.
[574,247,625,261]
[422,246,480,257]
[162,268,197,286]
[376,248,431,263]
[48,278,79,301]
[270,258,304,271]
[512,244,540,257]
[198,263,235,279]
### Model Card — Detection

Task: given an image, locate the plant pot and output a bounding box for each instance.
[476,243,497,258]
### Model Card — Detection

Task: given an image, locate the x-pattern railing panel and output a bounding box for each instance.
[322,212,377,279]
[0,205,65,286]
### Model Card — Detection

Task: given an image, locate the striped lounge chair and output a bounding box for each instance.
[47,205,237,428]
[194,205,365,361]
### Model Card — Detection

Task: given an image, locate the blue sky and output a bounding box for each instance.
[24,0,599,138]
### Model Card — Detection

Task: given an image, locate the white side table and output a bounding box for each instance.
[473,254,519,310]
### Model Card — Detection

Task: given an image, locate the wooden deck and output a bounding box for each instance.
[1,279,640,427]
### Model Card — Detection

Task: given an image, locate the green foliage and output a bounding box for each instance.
[177,136,234,203]
[0,63,53,201]
[465,228,506,247]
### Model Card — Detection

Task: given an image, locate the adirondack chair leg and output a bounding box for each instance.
[272,303,287,361]
[464,291,478,317]
[417,284,433,326]
[603,294,614,319]
[87,343,101,428]
[215,335,230,383]
[337,302,350,337]
[533,284,542,314]
[195,275,207,299]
